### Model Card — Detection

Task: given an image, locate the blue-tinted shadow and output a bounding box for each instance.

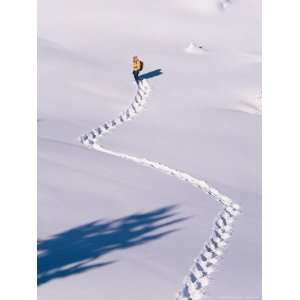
[37,205,187,286]
[139,68,163,80]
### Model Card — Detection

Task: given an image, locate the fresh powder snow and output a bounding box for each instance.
[38,1,261,299]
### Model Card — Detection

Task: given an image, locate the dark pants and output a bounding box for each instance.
[133,70,140,84]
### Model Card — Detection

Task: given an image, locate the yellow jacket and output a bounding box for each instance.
[132,59,141,71]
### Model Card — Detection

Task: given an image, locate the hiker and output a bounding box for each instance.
[132,56,143,84]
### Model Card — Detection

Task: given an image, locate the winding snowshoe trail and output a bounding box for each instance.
[79,80,241,300]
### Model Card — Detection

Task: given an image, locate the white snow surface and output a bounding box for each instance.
[38,1,261,300]
[79,80,241,299]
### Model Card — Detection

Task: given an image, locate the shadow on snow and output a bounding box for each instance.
[139,68,163,80]
[38,205,187,286]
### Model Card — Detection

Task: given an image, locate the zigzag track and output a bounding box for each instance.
[79,79,241,300]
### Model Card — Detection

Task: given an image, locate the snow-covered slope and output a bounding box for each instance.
[38,0,261,299]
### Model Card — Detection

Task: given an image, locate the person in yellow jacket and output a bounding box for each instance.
[132,56,144,84]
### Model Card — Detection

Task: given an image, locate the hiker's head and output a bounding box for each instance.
[133,56,138,62]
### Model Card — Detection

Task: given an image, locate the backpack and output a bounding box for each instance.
[139,60,144,71]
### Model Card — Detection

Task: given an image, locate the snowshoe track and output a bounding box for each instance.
[78,79,241,300]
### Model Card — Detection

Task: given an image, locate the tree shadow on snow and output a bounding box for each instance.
[139,68,163,80]
[37,205,187,286]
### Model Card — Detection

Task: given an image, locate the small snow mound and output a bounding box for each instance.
[185,42,206,55]
[218,0,233,11]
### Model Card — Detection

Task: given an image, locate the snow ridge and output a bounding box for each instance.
[79,80,241,300]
